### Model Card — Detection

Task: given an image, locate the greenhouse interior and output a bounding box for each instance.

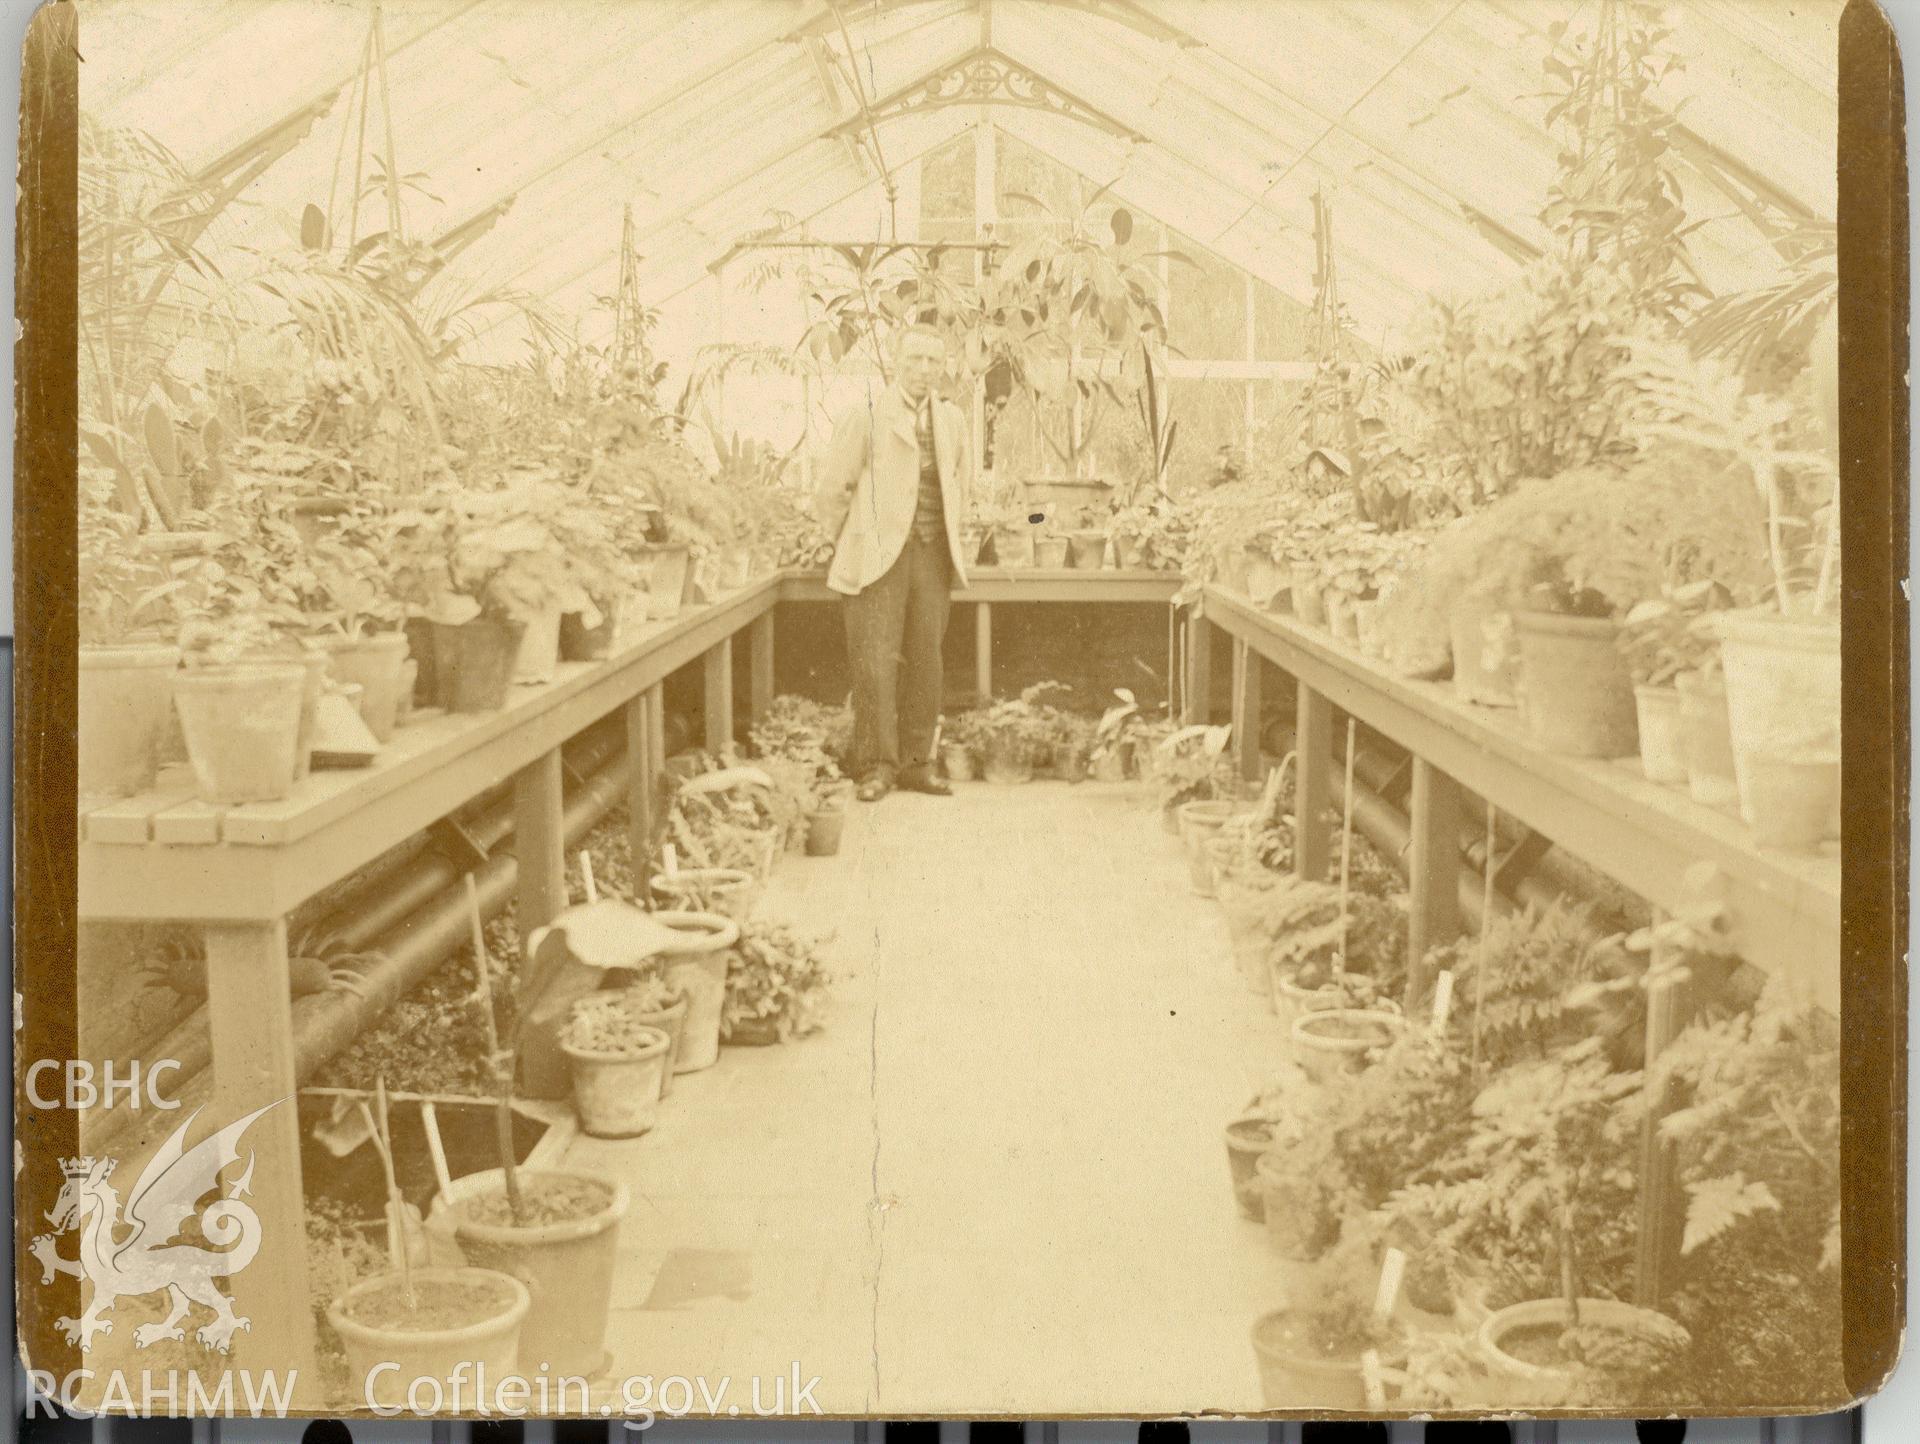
[70,0,1845,1419]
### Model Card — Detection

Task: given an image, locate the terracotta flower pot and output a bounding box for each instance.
[1177,799,1244,897]
[994,527,1036,568]
[328,1267,529,1412]
[1715,610,1840,833]
[1477,1297,1689,1404]
[1068,531,1108,569]
[428,1170,628,1379]
[79,642,180,797]
[982,748,1034,784]
[1290,1008,1403,1082]
[512,606,564,684]
[562,1025,672,1138]
[1676,672,1741,814]
[649,910,742,1073]
[623,989,689,1097]
[1448,598,1517,707]
[1035,535,1071,569]
[1250,1309,1397,1411]
[171,661,308,804]
[432,617,527,714]
[648,867,759,925]
[1223,1114,1275,1222]
[638,544,690,620]
[320,631,411,743]
[1633,685,1687,786]
[1292,565,1327,627]
[941,741,976,781]
[1742,752,1839,852]
[806,807,847,856]
[1512,611,1638,758]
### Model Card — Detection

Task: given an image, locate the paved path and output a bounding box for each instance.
[566,779,1292,1416]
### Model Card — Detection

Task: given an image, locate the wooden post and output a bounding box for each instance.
[975,601,992,702]
[200,920,318,1385]
[1405,758,1465,1006]
[646,684,666,779]
[625,694,655,891]
[749,611,775,723]
[1635,953,1694,1307]
[1184,608,1212,724]
[1232,638,1263,783]
[704,637,733,753]
[1294,680,1331,881]
[513,748,567,935]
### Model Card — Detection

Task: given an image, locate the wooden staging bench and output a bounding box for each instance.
[80,577,785,1381]
[781,566,1180,699]
[1189,587,1841,1017]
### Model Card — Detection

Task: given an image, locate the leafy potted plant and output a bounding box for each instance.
[975,196,1174,504]
[805,783,849,856]
[558,993,672,1139]
[1147,722,1236,838]
[1616,580,1731,787]
[1050,710,1097,782]
[386,479,562,710]
[722,921,832,1045]
[613,971,689,1095]
[432,920,633,1380]
[1461,1042,1690,1407]
[1617,335,1840,837]
[1107,493,1191,573]
[168,513,321,805]
[1249,1223,1409,1409]
[1652,977,1842,1406]
[78,472,185,797]
[1086,688,1145,782]
[304,493,414,743]
[967,682,1070,784]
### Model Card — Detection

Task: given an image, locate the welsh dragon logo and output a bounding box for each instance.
[31,1101,283,1353]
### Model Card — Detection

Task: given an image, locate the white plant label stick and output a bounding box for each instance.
[664,843,679,875]
[1373,1246,1407,1322]
[1337,718,1356,972]
[1430,970,1456,1039]
[579,849,597,905]
[1360,1349,1386,1411]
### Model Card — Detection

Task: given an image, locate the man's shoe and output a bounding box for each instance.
[855,771,893,802]
[897,767,952,797]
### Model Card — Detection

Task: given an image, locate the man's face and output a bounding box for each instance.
[895,333,944,400]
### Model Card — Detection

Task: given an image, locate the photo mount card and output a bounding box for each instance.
[12,0,1908,1424]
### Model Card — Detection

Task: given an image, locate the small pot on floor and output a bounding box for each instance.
[806,806,847,856]
[328,1267,530,1411]
[562,1024,672,1139]
[1223,1114,1276,1222]
[941,741,976,781]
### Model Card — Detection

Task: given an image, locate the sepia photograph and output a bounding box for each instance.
[23,0,1889,1423]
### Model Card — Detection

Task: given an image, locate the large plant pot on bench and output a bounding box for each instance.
[79,642,179,797]
[1512,611,1637,758]
[1714,610,1840,835]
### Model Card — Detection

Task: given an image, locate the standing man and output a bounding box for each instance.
[815,323,973,802]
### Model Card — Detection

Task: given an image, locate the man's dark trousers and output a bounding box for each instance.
[843,530,952,780]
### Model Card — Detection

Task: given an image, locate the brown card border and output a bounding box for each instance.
[10,0,1910,1418]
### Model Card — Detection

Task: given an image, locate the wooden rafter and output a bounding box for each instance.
[826,45,1146,143]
